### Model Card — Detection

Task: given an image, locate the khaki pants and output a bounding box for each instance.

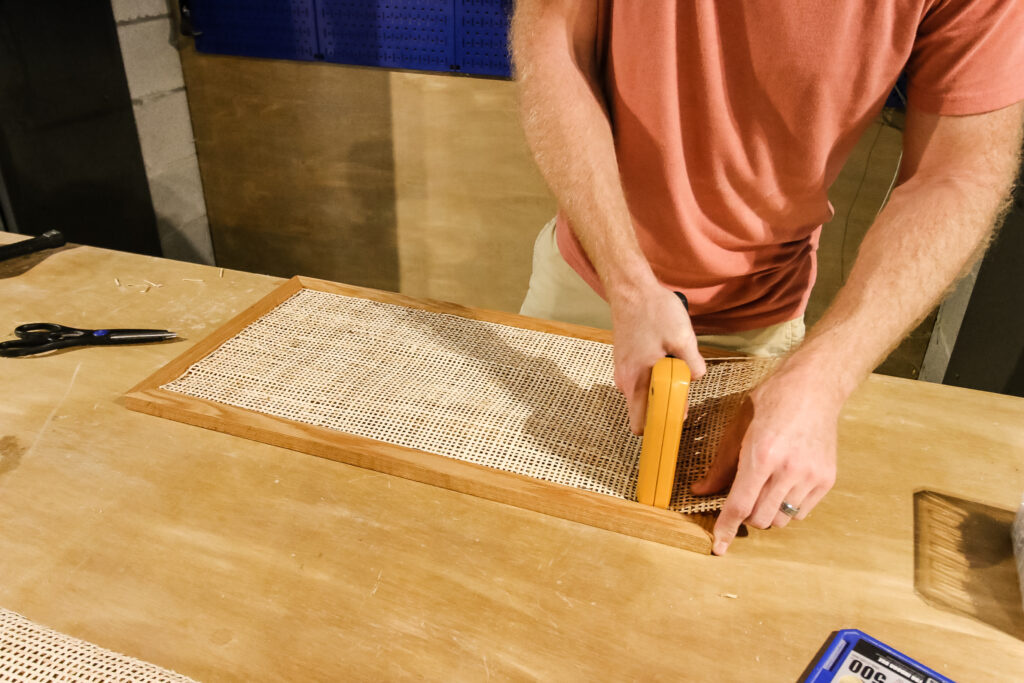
[519,219,805,356]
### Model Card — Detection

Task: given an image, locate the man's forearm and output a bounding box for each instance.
[513,3,706,431]
[788,107,1024,400]
[701,105,1023,554]
[512,4,657,302]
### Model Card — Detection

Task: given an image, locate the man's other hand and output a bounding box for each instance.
[691,359,840,555]
[609,285,707,434]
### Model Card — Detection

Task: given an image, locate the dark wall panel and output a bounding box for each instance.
[0,0,160,255]
[944,162,1024,397]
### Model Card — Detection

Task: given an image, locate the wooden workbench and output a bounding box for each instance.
[1,233,1021,681]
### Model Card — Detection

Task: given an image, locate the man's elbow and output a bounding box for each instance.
[510,2,598,84]
[899,103,1024,196]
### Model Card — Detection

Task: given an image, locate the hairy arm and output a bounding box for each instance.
[696,101,1024,554]
[512,0,706,432]
[804,103,1023,395]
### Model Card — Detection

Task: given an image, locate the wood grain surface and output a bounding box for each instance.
[178,46,401,291]
[1,232,1022,682]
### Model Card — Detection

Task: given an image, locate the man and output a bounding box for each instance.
[511,2,1024,555]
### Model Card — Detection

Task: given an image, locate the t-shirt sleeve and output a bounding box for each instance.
[907,0,1024,115]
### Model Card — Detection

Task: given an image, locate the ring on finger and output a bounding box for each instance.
[779,500,800,517]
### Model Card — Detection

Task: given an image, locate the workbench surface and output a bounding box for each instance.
[1,233,1022,681]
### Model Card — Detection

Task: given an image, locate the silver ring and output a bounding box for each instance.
[779,501,800,517]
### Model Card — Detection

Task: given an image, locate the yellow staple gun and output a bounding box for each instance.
[636,292,693,508]
[636,356,691,508]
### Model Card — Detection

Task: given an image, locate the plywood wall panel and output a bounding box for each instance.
[390,72,556,312]
[179,46,400,291]
[180,43,555,311]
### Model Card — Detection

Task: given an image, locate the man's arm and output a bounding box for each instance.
[512,0,707,433]
[694,101,1024,555]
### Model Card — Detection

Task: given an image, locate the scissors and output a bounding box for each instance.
[0,323,176,357]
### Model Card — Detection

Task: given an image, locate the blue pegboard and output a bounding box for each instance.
[456,0,513,77]
[318,1,453,72]
[193,0,318,62]
[190,0,513,78]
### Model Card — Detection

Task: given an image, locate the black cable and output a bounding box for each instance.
[839,123,884,283]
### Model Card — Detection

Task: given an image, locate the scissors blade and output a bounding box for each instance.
[99,329,176,343]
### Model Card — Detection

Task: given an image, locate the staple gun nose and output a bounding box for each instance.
[636,356,691,508]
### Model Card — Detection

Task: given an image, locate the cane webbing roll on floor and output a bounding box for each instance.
[0,608,196,682]
[162,289,775,513]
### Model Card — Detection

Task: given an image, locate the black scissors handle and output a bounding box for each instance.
[0,323,176,357]
[15,322,84,338]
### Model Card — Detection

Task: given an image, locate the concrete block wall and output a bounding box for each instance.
[111,0,215,264]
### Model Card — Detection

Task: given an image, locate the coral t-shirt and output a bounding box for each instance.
[555,1,1024,333]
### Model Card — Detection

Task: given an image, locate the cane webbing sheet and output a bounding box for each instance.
[0,607,197,682]
[163,289,776,513]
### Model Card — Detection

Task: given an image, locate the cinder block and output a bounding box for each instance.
[112,0,169,23]
[148,154,207,228]
[117,16,184,100]
[156,213,216,265]
[133,89,197,172]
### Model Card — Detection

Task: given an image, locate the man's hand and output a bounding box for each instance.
[609,284,707,434]
[691,357,841,555]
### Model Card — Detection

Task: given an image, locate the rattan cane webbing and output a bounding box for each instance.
[0,608,197,682]
[163,289,776,513]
